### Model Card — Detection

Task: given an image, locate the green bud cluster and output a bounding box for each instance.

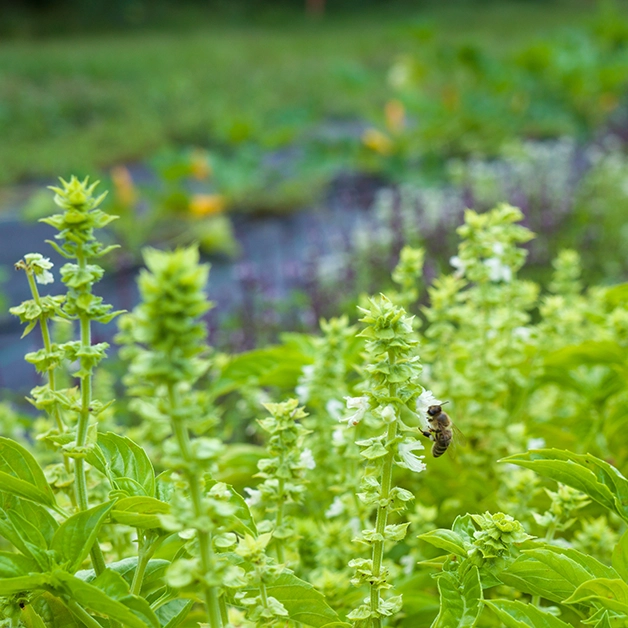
[391,245,424,310]
[469,512,532,561]
[347,295,425,626]
[254,399,312,561]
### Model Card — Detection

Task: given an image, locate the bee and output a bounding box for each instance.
[420,403,463,458]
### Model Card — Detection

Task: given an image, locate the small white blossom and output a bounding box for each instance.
[296,365,315,403]
[484,257,512,282]
[400,554,415,576]
[25,254,55,285]
[299,448,316,470]
[244,487,262,508]
[491,242,505,256]
[450,255,466,276]
[178,528,196,540]
[325,497,345,519]
[416,390,442,418]
[513,326,533,342]
[398,439,427,473]
[326,398,344,422]
[348,517,362,537]
[380,404,396,424]
[527,437,546,450]
[342,396,369,426]
[332,427,346,447]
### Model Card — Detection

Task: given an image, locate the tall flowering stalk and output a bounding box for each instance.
[345,295,425,627]
[118,246,225,627]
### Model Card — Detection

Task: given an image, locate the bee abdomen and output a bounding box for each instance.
[432,443,448,458]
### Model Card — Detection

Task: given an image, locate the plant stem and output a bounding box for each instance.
[168,384,223,628]
[274,476,286,563]
[130,530,152,596]
[369,353,398,628]
[72,246,106,576]
[66,600,106,628]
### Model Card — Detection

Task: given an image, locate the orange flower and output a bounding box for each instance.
[189,194,226,217]
[385,100,406,133]
[190,149,212,181]
[111,166,136,206]
[362,128,394,155]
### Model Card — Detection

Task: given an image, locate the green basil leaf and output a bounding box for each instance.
[54,571,155,628]
[486,599,572,627]
[32,592,80,628]
[564,578,628,613]
[418,529,469,556]
[0,551,42,578]
[431,566,482,628]
[0,573,52,595]
[266,571,342,627]
[20,604,47,628]
[0,437,56,507]
[154,599,194,628]
[500,546,617,604]
[111,496,170,529]
[613,531,628,583]
[51,501,114,572]
[501,449,625,520]
[77,557,169,590]
[88,432,155,497]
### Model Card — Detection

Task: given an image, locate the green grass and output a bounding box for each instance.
[0,1,599,187]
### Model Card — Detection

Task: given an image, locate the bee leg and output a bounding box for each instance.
[420,429,433,440]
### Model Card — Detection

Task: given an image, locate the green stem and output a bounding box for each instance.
[368,353,399,628]
[168,385,223,628]
[26,272,72,477]
[71,248,106,576]
[274,476,286,563]
[130,530,152,596]
[66,600,105,628]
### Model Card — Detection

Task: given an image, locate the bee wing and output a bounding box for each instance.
[451,422,467,448]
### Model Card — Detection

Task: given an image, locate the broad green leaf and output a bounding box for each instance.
[51,501,114,572]
[154,599,194,628]
[0,551,42,578]
[20,604,47,628]
[90,570,160,628]
[0,573,52,594]
[500,546,618,604]
[216,444,265,489]
[77,557,169,590]
[502,449,626,520]
[266,571,342,627]
[544,341,626,368]
[431,566,482,628]
[0,508,51,570]
[111,496,170,529]
[0,495,59,546]
[486,599,572,628]
[0,437,56,507]
[54,571,155,628]
[32,592,80,628]
[418,529,469,556]
[87,433,155,497]
[564,579,628,614]
[613,531,628,582]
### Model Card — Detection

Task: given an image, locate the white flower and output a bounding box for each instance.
[299,448,316,470]
[325,497,345,519]
[380,404,396,424]
[398,439,427,473]
[244,487,262,508]
[491,242,505,256]
[24,254,55,285]
[326,399,344,422]
[450,255,466,276]
[296,365,315,403]
[527,437,546,450]
[400,554,415,576]
[178,528,196,540]
[416,390,442,418]
[332,427,346,447]
[484,257,512,282]
[513,326,533,342]
[342,396,369,426]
